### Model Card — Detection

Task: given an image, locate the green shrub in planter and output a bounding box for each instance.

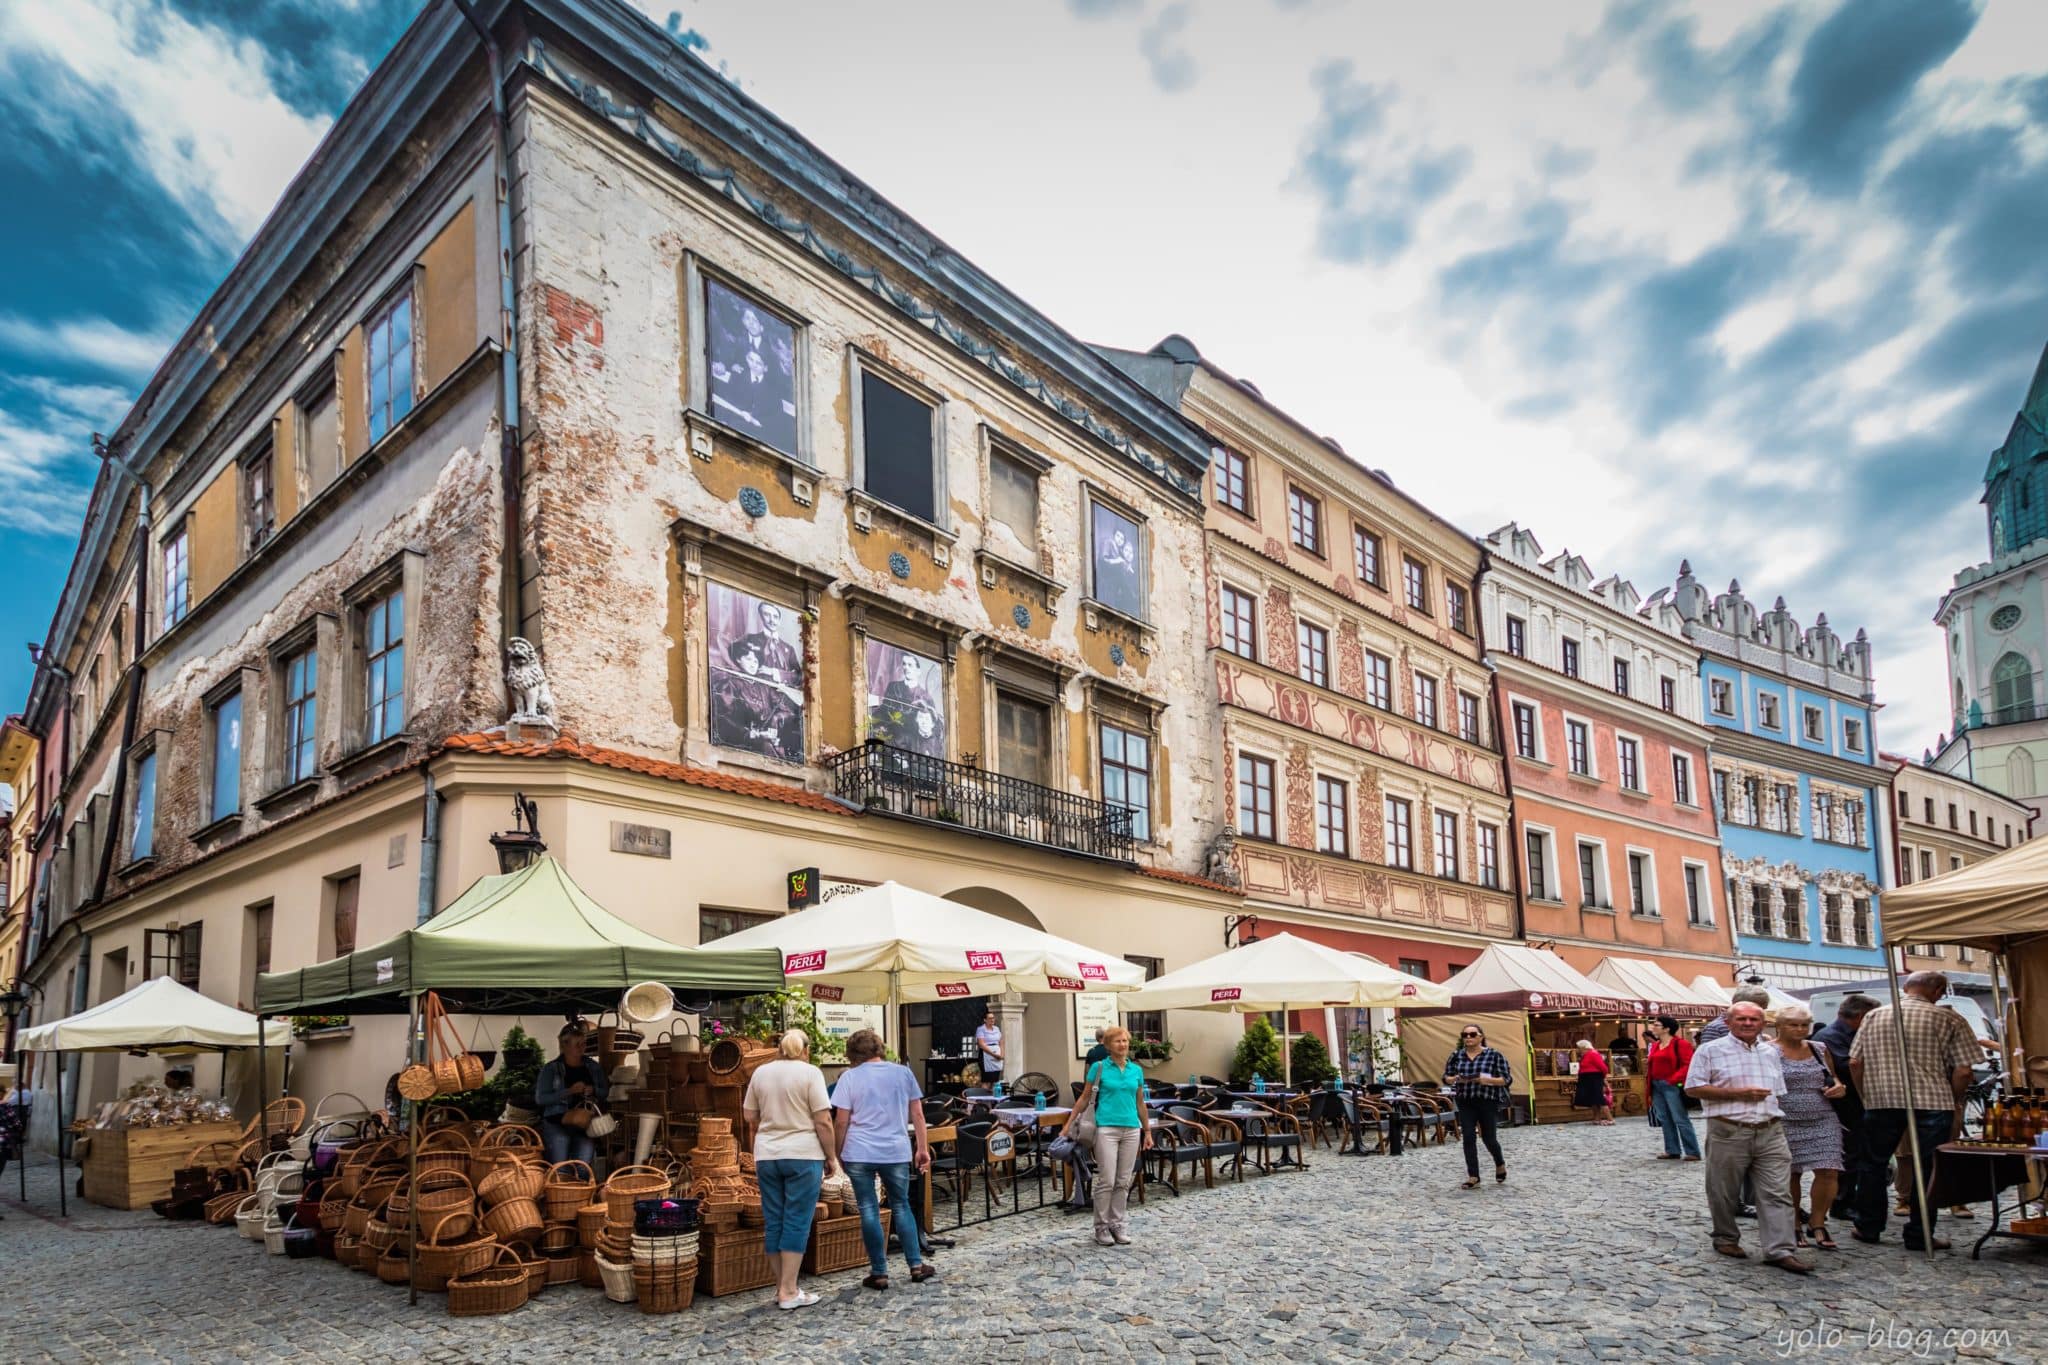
[1229,1016,1284,1086]
[1289,1032,1338,1087]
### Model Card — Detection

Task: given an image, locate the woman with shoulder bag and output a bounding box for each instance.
[1771,1005,1847,1251]
[1644,1016,1701,1162]
[1060,1025,1151,1247]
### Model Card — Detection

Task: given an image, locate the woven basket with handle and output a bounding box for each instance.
[447,1245,531,1317]
[543,1160,595,1223]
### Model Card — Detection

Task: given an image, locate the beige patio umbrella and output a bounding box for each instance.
[1114,932,1451,1086]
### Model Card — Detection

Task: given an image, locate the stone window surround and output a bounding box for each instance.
[1681,857,1713,926]
[848,346,948,534]
[1710,758,1803,834]
[682,252,816,467]
[1575,834,1612,910]
[1084,675,1162,847]
[981,424,1053,546]
[337,548,426,763]
[1625,843,1659,917]
[1506,691,1546,764]
[1079,481,1152,630]
[261,610,340,803]
[1561,708,1597,779]
[1808,775,1869,849]
[846,589,962,762]
[1524,821,1559,903]
[1614,726,1645,793]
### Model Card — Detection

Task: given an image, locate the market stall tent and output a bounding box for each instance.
[1113,932,1452,1085]
[1586,957,1722,1021]
[20,976,290,1053]
[255,855,785,1015]
[1689,975,1734,1006]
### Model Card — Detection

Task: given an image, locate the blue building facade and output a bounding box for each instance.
[1650,566,1888,990]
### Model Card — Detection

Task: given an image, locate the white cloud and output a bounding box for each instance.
[0,371,134,536]
[0,314,176,380]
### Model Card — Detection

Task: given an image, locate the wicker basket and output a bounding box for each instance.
[236,1193,268,1240]
[543,1160,596,1223]
[576,1201,609,1248]
[537,1222,577,1253]
[509,1242,549,1299]
[577,1248,604,1289]
[634,1261,697,1315]
[738,1203,765,1228]
[416,1127,471,1177]
[417,1211,500,1285]
[804,1210,886,1276]
[412,1168,477,1240]
[481,1195,544,1244]
[478,1156,545,1208]
[632,1230,701,1266]
[544,1247,581,1286]
[595,1252,638,1304]
[202,1189,242,1226]
[469,1125,542,1185]
[363,1217,400,1256]
[604,1164,670,1222]
[448,1246,531,1317]
[698,1224,774,1297]
[376,1245,413,1285]
[333,1231,363,1268]
[317,1193,350,1231]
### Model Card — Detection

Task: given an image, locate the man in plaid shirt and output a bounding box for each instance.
[1849,972,1980,1251]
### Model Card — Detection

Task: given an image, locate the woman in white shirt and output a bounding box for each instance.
[743,1030,844,1310]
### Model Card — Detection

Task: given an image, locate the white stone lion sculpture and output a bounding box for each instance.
[506,636,556,722]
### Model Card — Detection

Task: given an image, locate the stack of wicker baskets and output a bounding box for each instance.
[475,1151,545,1244]
[684,1118,754,1227]
[631,1229,698,1315]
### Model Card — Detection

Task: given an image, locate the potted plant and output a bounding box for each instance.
[1128,1037,1179,1067]
[1228,1016,1284,1086]
[292,1014,351,1040]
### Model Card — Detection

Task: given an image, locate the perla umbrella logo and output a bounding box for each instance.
[966,950,1007,972]
[785,950,828,974]
[1211,987,1242,1002]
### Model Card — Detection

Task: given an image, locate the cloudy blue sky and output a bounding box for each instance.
[2,0,2045,756]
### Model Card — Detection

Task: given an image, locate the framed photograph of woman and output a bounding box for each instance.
[1089,497,1146,621]
[707,582,805,761]
[705,277,799,459]
[865,640,945,757]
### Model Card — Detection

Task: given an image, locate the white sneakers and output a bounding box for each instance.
[777,1290,820,1311]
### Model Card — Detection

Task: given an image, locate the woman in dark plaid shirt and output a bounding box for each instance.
[1442,1026,1513,1188]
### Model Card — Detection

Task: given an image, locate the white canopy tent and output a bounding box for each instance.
[20,976,291,1053]
[1586,957,1722,1021]
[1114,932,1452,1085]
[1689,975,1734,1006]
[709,880,1146,1054]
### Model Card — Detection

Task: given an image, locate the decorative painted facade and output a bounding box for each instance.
[1655,566,1886,990]
[1099,336,1517,987]
[1884,752,2031,970]
[1478,526,1735,986]
[1932,339,2048,824]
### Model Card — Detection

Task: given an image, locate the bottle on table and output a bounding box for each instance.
[1033,1089,1045,1112]
[1252,1073,1265,1094]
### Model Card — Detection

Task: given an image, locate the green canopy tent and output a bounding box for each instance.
[253,855,783,1304]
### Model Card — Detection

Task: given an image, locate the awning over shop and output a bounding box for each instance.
[255,855,785,1015]
[1586,957,1723,1020]
[1116,932,1451,1013]
[1878,833,2048,951]
[19,976,292,1053]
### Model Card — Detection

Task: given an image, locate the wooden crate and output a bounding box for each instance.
[803,1209,887,1276]
[81,1120,242,1210]
[697,1223,774,1297]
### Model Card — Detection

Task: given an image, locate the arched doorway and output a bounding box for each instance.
[942,886,1043,929]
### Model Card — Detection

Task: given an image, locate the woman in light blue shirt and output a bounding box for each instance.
[830,1028,933,1289]
[1066,1024,1152,1246]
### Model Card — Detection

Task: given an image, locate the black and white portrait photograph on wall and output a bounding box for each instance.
[705,277,798,458]
[708,582,804,761]
[1089,499,1145,620]
[865,639,945,757]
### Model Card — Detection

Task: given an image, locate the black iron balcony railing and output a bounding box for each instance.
[827,740,1135,863]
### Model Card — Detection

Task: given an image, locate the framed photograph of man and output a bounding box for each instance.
[705,277,799,459]
[1088,497,1146,621]
[865,639,945,757]
[707,582,805,762]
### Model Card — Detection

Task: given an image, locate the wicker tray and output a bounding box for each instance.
[698,1224,774,1297]
[803,1210,886,1276]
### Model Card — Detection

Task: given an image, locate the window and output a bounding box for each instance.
[698,905,775,945]
[1434,810,1459,879]
[1566,719,1591,776]
[1709,678,1734,715]
[1628,852,1652,915]
[1950,854,1963,872]
[1993,651,2035,722]
[1353,526,1382,587]
[1577,842,1605,907]
[244,447,275,553]
[1659,676,1675,713]
[1918,849,1933,881]
[1383,796,1413,868]
[1086,495,1148,621]
[1365,652,1392,710]
[1897,789,1910,816]
[989,448,1039,538]
[281,646,318,785]
[1758,693,1781,729]
[1124,954,1166,1042]
[1098,722,1151,842]
[299,377,340,493]
[702,277,801,457]
[1315,776,1349,856]
[857,367,940,524]
[1618,736,1641,790]
[1512,702,1538,759]
[1948,803,1958,830]
[1220,585,1258,660]
[1446,583,1469,634]
[1613,659,1630,696]
[1684,864,1708,925]
[1237,754,1276,841]
[1924,797,1934,823]
[1215,447,1250,516]
[1505,615,1526,657]
[1477,824,1500,889]
[365,287,414,444]
[1822,892,1845,945]
[1413,674,1438,729]
[1803,705,1824,741]
[163,528,191,628]
[1900,850,1915,885]
[1286,486,1321,554]
[130,750,157,860]
[1672,752,1693,805]
[1297,621,1329,688]
[1773,782,1797,834]
[1398,959,1430,979]
[995,692,1050,787]
[1969,809,1979,836]
[1526,829,1551,899]
[1402,557,1429,613]
[1457,692,1481,743]
[210,689,243,821]
[1561,638,1580,679]
[252,902,273,985]
[177,921,203,990]
[363,587,405,745]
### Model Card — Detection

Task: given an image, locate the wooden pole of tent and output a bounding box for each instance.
[1989,950,2015,1093]
[1882,959,1937,1263]
[407,994,423,1308]
[54,1046,65,1217]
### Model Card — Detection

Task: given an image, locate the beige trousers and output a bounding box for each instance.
[1705,1117,1796,1260]
[1092,1126,1141,1236]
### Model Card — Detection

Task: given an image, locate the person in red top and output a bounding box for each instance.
[1573,1040,1614,1125]
[1645,1015,1701,1160]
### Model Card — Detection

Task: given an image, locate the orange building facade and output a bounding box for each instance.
[1480,525,1738,988]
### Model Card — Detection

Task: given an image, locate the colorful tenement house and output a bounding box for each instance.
[1653,567,1886,990]
[1477,527,1736,989]
[1932,338,2048,825]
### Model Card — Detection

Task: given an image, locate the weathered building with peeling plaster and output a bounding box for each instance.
[15,0,1255,1126]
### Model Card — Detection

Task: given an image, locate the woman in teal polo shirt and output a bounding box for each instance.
[1067,1024,1152,1246]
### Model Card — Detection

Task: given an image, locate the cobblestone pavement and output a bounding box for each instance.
[5,1124,2041,1363]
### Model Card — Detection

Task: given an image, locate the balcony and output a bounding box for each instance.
[827,740,1136,864]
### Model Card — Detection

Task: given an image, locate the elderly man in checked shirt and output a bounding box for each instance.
[1848,971,1981,1252]
[1686,1001,1811,1273]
